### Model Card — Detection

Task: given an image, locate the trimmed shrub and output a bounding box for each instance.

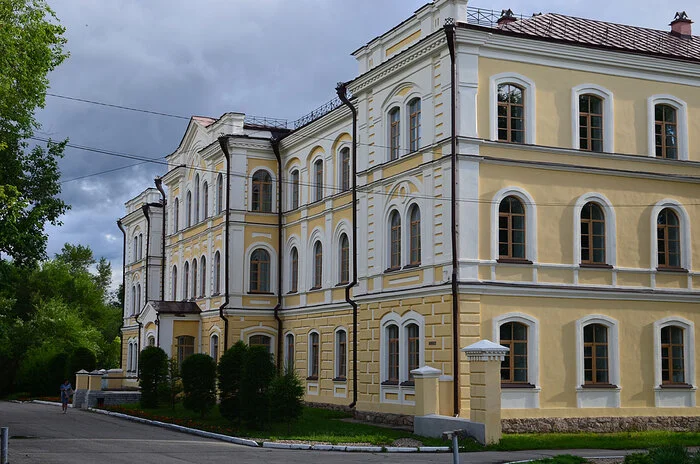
[181,354,217,417]
[217,341,248,422]
[139,346,168,408]
[269,370,305,432]
[240,345,275,427]
[624,454,652,464]
[648,445,689,464]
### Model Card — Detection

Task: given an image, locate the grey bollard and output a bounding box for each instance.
[1,427,8,464]
[442,429,463,464]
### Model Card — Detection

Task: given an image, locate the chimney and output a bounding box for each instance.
[670,11,692,38]
[497,9,517,27]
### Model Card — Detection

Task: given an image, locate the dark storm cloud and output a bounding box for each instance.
[37,0,696,286]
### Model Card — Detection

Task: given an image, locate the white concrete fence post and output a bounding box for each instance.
[1,426,8,464]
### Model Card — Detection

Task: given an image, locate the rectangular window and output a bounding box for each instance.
[291,171,300,209]
[407,324,419,381]
[387,325,399,384]
[336,331,347,380]
[583,324,609,385]
[661,326,685,384]
[500,322,528,383]
[309,333,319,379]
[579,94,604,152]
[409,99,421,152]
[389,109,400,160]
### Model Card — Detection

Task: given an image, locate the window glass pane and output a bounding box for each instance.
[595,324,608,343]
[584,325,594,342]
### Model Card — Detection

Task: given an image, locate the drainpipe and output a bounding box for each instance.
[337,82,359,410]
[138,204,150,373]
[217,136,232,351]
[155,178,167,301]
[270,136,285,373]
[117,220,127,370]
[445,21,461,417]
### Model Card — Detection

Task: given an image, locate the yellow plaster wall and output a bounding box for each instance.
[385,30,421,57]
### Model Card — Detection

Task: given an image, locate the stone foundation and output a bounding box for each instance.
[306,401,414,428]
[503,416,700,433]
[74,390,141,409]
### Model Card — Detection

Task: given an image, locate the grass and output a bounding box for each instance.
[527,456,587,464]
[105,403,446,447]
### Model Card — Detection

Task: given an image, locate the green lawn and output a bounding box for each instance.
[105,403,445,447]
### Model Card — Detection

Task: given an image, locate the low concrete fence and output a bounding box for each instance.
[74,369,141,409]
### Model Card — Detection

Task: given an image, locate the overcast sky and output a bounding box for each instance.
[38,0,697,286]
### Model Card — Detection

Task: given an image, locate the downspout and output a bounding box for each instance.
[217,136,232,351]
[117,220,127,370]
[337,82,359,409]
[138,204,150,374]
[154,178,167,347]
[271,136,284,373]
[445,21,461,417]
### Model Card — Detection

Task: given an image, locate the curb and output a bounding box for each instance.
[32,400,73,408]
[505,456,628,464]
[83,407,451,453]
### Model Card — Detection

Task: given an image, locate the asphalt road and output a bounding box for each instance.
[0,401,632,463]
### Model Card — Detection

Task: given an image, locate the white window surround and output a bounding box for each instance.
[381,84,426,161]
[653,317,695,390]
[307,330,320,377]
[492,312,540,389]
[248,167,276,213]
[287,166,301,210]
[386,208,402,270]
[647,95,688,160]
[575,314,621,408]
[650,199,691,270]
[336,144,351,190]
[380,311,425,384]
[243,243,277,294]
[310,157,324,202]
[241,326,276,356]
[307,228,324,289]
[209,333,219,359]
[286,235,301,294]
[571,84,614,153]
[489,72,537,145]
[490,187,538,262]
[573,193,617,267]
[283,332,295,372]
[212,249,222,295]
[404,93,423,153]
[334,327,349,380]
[333,221,352,284]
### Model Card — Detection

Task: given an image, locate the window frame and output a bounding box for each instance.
[248,334,272,353]
[408,98,421,152]
[571,84,614,153]
[653,317,695,389]
[340,147,351,192]
[284,332,295,373]
[176,335,195,370]
[650,200,691,271]
[339,233,350,285]
[496,83,526,144]
[490,73,536,145]
[202,181,209,219]
[647,95,688,161]
[312,241,323,289]
[388,210,402,270]
[573,193,617,268]
[308,331,320,380]
[575,315,620,391]
[491,187,537,263]
[409,204,421,266]
[289,168,300,210]
[251,169,273,213]
[171,265,178,300]
[498,195,527,261]
[493,313,540,389]
[313,159,324,203]
[389,107,401,161]
[199,255,207,298]
[216,173,224,214]
[173,198,179,233]
[192,258,198,299]
[249,248,271,293]
[194,174,200,223]
[213,251,221,294]
[580,202,607,265]
[334,328,348,381]
[210,333,219,363]
[290,246,299,293]
[185,190,192,228]
[183,261,190,300]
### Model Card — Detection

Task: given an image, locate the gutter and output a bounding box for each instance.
[138,204,150,375]
[217,136,232,351]
[445,21,461,417]
[116,220,127,371]
[154,179,167,346]
[270,136,285,373]
[336,83,359,409]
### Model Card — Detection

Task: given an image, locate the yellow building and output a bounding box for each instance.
[119,1,700,429]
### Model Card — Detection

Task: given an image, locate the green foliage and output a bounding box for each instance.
[161,357,183,410]
[217,341,248,422]
[527,456,586,464]
[181,354,217,418]
[269,370,305,432]
[240,346,275,427]
[648,445,690,463]
[625,453,653,464]
[139,347,168,409]
[68,347,97,381]
[55,244,95,273]
[16,344,64,396]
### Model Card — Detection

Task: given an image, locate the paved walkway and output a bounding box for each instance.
[0,401,636,463]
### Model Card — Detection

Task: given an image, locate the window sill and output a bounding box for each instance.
[658,383,694,389]
[332,377,347,383]
[400,380,415,387]
[247,291,274,295]
[501,383,537,389]
[381,380,399,386]
[580,383,619,389]
[656,267,688,274]
[403,263,421,269]
[497,258,533,265]
[335,282,349,287]
[384,267,402,274]
[308,286,323,292]
[306,376,318,381]
[212,292,220,297]
[286,290,298,295]
[579,263,613,269]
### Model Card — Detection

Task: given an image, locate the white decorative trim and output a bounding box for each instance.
[379,311,424,405]
[575,314,620,408]
[653,316,696,407]
[490,187,537,262]
[647,95,689,161]
[492,313,539,390]
[489,72,536,145]
[571,84,614,153]
[573,193,617,267]
[649,199,691,270]
[461,339,509,362]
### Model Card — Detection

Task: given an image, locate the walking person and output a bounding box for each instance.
[60,379,73,414]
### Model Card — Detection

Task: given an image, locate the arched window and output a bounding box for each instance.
[202,181,209,219]
[308,332,320,379]
[497,84,524,143]
[339,234,349,285]
[131,285,136,315]
[133,237,138,262]
[192,258,198,298]
[290,247,299,293]
[312,242,323,289]
[290,169,300,209]
[386,324,399,384]
[173,198,179,233]
[408,98,421,152]
[653,317,695,401]
[183,261,190,300]
[389,210,401,270]
[176,335,195,369]
[500,322,528,383]
[250,249,270,293]
[200,256,206,297]
[210,334,219,363]
[214,251,221,294]
[581,202,606,265]
[498,196,526,260]
[313,160,323,202]
[661,325,685,385]
[139,234,143,260]
[389,107,400,160]
[583,323,609,385]
[655,104,678,159]
[148,336,155,347]
[172,265,178,300]
[194,174,200,222]
[409,205,421,266]
[252,170,272,212]
[657,208,681,269]
[579,94,604,152]
[216,173,224,213]
[335,329,347,380]
[285,333,295,372]
[406,323,419,380]
[186,190,192,228]
[249,334,271,353]
[340,148,350,192]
